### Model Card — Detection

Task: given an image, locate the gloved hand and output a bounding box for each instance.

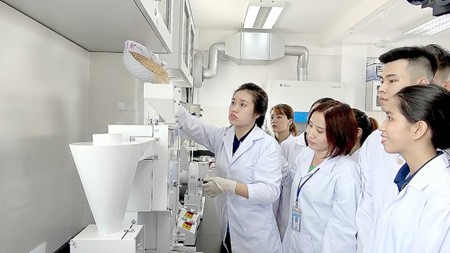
[202,177,237,198]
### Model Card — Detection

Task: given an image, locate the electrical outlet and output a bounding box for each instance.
[118,102,125,111]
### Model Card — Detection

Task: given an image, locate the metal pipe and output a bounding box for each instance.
[285,45,309,81]
[193,51,204,87]
[202,40,309,81]
[203,42,226,79]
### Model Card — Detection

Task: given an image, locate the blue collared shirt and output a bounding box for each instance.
[393,151,443,192]
[232,124,255,155]
[393,163,410,192]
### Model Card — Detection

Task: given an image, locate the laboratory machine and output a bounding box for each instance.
[69,38,208,252]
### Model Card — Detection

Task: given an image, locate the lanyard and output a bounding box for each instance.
[400,151,442,191]
[295,168,320,207]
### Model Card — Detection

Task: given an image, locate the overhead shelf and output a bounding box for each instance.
[2,0,174,53]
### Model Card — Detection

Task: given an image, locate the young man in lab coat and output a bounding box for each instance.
[423,44,450,90]
[356,46,438,252]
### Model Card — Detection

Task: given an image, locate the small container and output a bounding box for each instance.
[123,40,169,83]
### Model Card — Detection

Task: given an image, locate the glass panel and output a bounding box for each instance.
[189,25,194,71]
[183,2,190,66]
[157,0,171,32]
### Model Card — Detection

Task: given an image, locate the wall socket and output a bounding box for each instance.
[118,102,125,111]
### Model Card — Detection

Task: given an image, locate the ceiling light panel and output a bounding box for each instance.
[404,14,450,35]
[243,0,285,30]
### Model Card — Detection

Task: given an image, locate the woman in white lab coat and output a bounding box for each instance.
[349,108,378,163]
[177,83,283,253]
[270,103,297,239]
[270,103,298,144]
[370,84,450,253]
[282,100,360,253]
[276,97,334,240]
[280,98,335,163]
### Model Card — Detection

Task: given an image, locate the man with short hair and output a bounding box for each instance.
[423,44,450,90]
[356,46,438,253]
[446,76,450,90]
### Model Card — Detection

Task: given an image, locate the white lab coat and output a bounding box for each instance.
[272,133,293,228]
[273,132,307,239]
[178,106,283,253]
[350,149,360,164]
[282,147,361,253]
[370,153,450,253]
[281,132,307,164]
[276,132,293,144]
[356,130,405,252]
[350,149,363,179]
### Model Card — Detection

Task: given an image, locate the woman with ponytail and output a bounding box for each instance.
[350,108,379,162]
[270,104,298,144]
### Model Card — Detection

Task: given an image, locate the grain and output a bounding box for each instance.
[130,51,169,83]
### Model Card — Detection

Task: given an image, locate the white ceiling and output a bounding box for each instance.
[190,0,359,34]
[3,0,448,51]
[190,0,450,47]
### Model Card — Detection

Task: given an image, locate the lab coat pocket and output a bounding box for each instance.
[298,232,316,253]
[232,159,256,183]
[283,225,316,253]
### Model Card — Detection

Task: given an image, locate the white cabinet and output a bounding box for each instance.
[263,80,349,132]
[160,0,196,87]
[263,80,349,112]
[2,0,174,53]
[136,0,174,53]
[70,225,144,253]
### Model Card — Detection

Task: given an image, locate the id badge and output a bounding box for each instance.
[291,206,302,232]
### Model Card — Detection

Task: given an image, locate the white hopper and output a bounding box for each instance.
[69,134,151,235]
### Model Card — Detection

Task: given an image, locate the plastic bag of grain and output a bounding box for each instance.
[123,40,170,83]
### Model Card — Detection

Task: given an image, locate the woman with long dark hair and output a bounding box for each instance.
[178,83,283,252]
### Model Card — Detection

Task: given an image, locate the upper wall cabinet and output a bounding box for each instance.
[160,0,195,87]
[2,0,174,53]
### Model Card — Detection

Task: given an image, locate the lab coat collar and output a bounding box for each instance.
[296,132,306,147]
[316,155,341,174]
[282,133,293,143]
[223,126,264,166]
[300,147,341,176]
[407,153,449,191]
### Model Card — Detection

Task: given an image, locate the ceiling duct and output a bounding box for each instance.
[285,45,309,81]
[203,43,226,79]
[225,32,285,65]
[200,32,309,81]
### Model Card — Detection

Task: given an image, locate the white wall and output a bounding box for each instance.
[87,53,144,134]
[196,30,351,126]
[197,53,343,126]
[0,2,90,252]
[194,30,449,127]
[0,2,163,252]
[0,3,145,252]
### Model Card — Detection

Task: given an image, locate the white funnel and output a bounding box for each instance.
[70,134,150,235]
